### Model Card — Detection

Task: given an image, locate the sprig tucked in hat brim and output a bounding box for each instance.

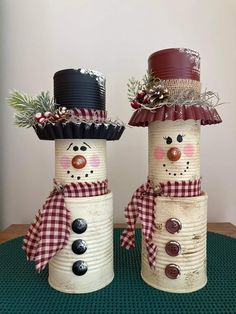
[127,72,223,126]
[8,90,125,140]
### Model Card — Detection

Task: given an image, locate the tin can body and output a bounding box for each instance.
[141,194,207,293]
[48,192,113,293]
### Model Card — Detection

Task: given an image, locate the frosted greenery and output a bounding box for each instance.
[127,71,160,102]
[127,71,222,110]
[8,90,56,128]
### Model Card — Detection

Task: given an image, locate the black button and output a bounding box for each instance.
[165,218,182,234]
[165,264,180,279]
[72,218,87,234]
[165,241,181,256]
[72,260,88,276]
[72,239,87,255]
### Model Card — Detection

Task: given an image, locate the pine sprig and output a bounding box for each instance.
[144,71,161,90]
[127,77,143,102]
[127,71,161,102]
[127,70,224,111]
[35,91,55,113]
[8,90,56,128]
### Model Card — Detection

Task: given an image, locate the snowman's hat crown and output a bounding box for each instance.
[148,48,200,81]
[54,69,106,110]
[34,68,124,140]
[129,48,222,127]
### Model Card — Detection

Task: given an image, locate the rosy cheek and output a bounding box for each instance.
[154,146,165,160]
[183,144,194,157]
[89,155,100,168]
[60,156,70,169]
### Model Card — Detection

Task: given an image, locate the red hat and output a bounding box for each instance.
[128,48,222,126]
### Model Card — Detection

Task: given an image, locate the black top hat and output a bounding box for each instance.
[34,68,125,141]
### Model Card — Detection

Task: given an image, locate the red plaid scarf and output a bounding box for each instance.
[23,179,108,273]
[120,178,201,268]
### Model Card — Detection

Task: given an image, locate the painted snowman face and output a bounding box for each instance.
[148,120,200,184]
[55,139,107,184]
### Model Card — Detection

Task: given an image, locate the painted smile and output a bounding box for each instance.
[163,161,190,176]
[66,170,94,181]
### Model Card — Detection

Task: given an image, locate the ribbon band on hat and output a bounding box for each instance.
[72,108,107,122]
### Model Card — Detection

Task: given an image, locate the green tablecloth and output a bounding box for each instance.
[0,229,236,313]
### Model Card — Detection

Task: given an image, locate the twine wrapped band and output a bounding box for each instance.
[139,79,222,112]
[128,72,223,112]
[161,79,201,100]
[128,75,223,126]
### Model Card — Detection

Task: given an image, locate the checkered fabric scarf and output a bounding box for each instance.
[23,179,108,273]
[120,178,201,268]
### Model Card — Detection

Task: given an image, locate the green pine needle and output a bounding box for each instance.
[8,90,56,128]
[127,71,161,102]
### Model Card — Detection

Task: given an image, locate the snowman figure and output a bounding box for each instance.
[121,48,222,293]
[49,138,112,293]
[10,68,124,293]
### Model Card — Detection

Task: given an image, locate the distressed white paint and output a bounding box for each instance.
[49,138,112,293]
[49,192,113,294]
[55,139,107,184]
[141,194,207,293]
[148,120,200,185]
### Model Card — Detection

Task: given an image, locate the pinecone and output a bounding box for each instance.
[50,107,72,123]
[147,85,169,106]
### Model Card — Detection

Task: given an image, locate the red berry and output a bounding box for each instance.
[44,111,52,118]
[131,101,140,109]
[34,112,43,121]
[137,91,145,99]
[39,117,46,123]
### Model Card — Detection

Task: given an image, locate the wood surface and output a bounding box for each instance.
[0,223,236,244]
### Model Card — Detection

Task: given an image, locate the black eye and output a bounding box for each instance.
[164,136,172,145]
[73,146,79,151]
[177,134,184,143]
[80,146,87,151]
